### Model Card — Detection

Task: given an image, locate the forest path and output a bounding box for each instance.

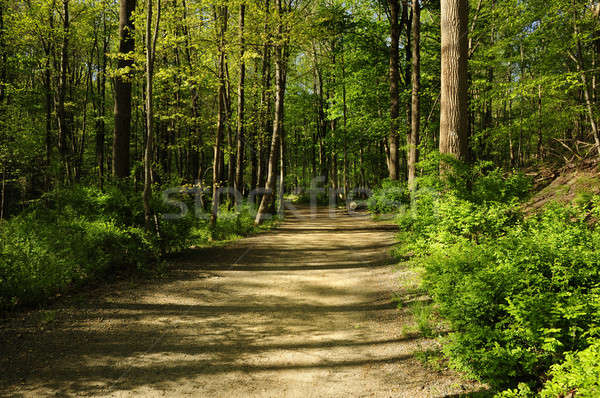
[1,206,484,397]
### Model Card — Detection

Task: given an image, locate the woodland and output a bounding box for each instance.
[2,0,600,396]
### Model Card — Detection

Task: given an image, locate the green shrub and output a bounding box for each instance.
[294,190,331,206]
[469,167,532,204]
[496,339,600,397]
[0,185,265,310]
[394,165,600,391]
[0,212,154,308]
[367,179,410,213]
[539,339,600,397]
[420,202,600,389]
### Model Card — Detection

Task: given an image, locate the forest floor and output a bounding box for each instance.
[0,206,487,397]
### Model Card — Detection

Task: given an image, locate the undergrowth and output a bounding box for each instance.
[387,157,600,396]
[0,184,271,310]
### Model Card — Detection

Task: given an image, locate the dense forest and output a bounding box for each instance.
[3,0,600,396]
[3,0,600,212]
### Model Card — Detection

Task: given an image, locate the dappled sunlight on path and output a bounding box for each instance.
[0,207,486,397]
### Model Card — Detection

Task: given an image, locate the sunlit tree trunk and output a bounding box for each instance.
[277,44,289,216]
[256,0,271,191]
[439,0,469,160]
[408,0,420,188]
[571,16,600,158]
[210,5,228,228]
[234,3,246,204]
[387,0,400,180]
[143,0,161,230]
[256,0,287,225]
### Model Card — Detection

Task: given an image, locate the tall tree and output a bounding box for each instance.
[95,4,109,188]
[56,0,71,180]
[234,2,246,203]
[210,3,228,228]
[439,0,469,160]
[255,0,287,225]
[256,0,272,190]
[143,0,161,230]
[387,0,401,180]
[569,11,600,158]
[113,0,137,178]
[408,0,420,187]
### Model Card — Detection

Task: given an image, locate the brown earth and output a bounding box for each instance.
[523,160,600,213]
[0,206,486,397]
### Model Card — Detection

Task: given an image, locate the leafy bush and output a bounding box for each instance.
[0,213,153,308]
[496,339,600,397]
[367,179,410,213]
[394,163,600,392]
[420,202,600,389]
[293,190,332,206]
[539,338,600,397]
[0,184,265,310]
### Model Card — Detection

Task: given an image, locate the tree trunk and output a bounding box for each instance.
[234,3,246,203]
[571,19,600,158]
[44,55,52,183]
[256,0,287,225]
[387,0,401,180]
[537,84,543,159]
[143,0,161,230]
[250,86,259,190]
[57,0,71,181]
[210,5,228,228]
[0,1,4,105]
[277,43,289,217]
[439,0,469,160]
[256,0,271,191]
[96,8,108,188]
[41,3,56,182]
[277,106,285,216]
[341,37,349,205]
[113,0,137,178]
[0,166,5,221]
[408,0,420,188]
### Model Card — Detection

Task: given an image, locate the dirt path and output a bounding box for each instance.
[0,207,485,397]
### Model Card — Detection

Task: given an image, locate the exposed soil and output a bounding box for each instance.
[523,160,600,213]
[0,206,486,397]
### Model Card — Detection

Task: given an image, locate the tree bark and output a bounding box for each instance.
[96,8,108,188]
[43,3,54,185]
[255,0,287,225]
[56,0,71,180]
[210,5,228,228]
[387,0,401,180]
[571,18,600,158]
[256,0,271,190]
[408,0,420,187]
[439,0,469,160]
[234,3,246,204]
[113,0,137,178]
[341,37,349,205]
[0,166,5,221]
[143,0,161,230]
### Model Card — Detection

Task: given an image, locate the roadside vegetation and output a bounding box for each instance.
[0,185,272,310]
[367,159,600,397]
